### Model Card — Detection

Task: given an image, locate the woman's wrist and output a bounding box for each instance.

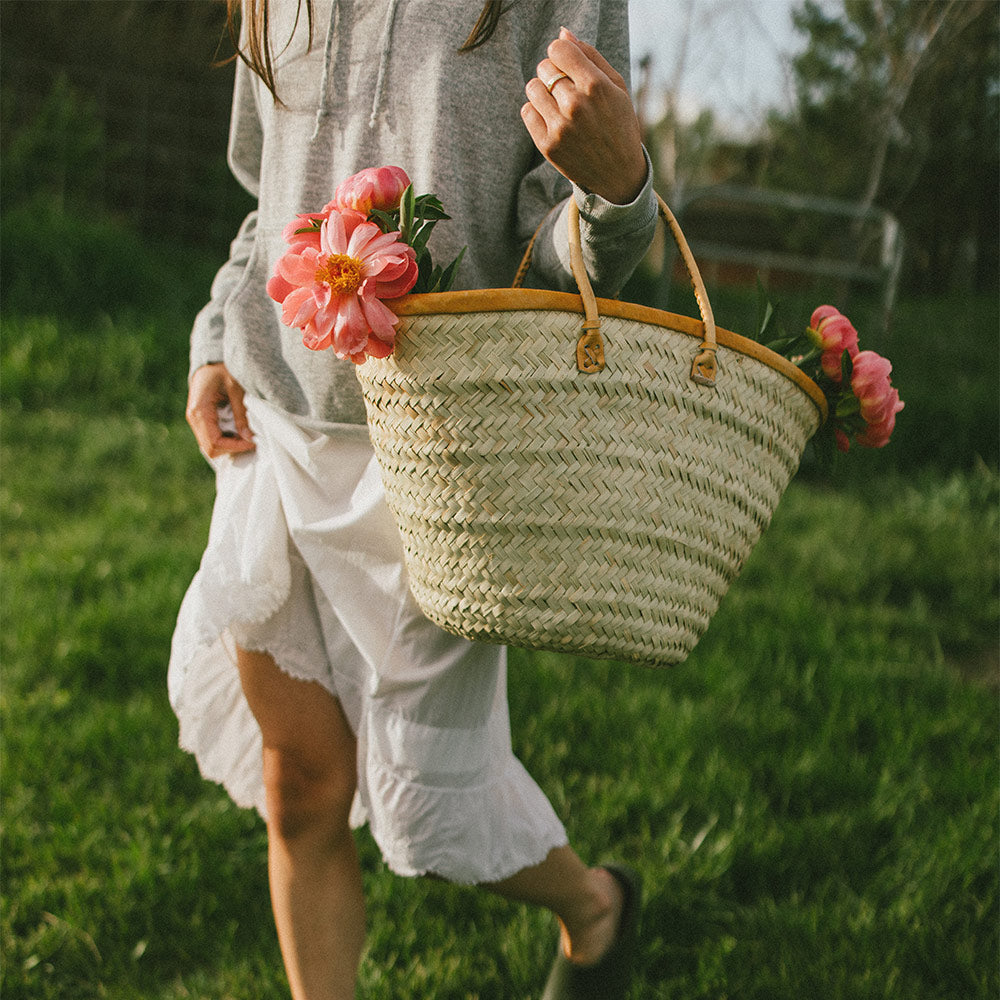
[588,147,649,206]
[576,147,654,212]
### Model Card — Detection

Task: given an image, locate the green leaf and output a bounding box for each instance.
[413,194,449,222]
[755,276,791,341]
[410,220,436,257]
[762,335,798,354]
[764,334,815,363]
[756,277,776,340]
[840,348,854,385]
[412,247,434,294]
[836,393,861,418]
[368,208,399,234]
[398,184,415,243]
[434,246,466,292]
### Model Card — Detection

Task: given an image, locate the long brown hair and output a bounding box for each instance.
[225,0,509,102]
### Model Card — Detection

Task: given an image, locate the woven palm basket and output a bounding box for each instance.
[357,195,827,667]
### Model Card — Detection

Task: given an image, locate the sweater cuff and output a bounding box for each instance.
[572,146,656,236]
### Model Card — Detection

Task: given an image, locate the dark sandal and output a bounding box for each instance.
[541,864,642,1000]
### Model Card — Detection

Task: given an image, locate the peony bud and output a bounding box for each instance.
[850,350,904,448]
[333,165,411,216]
[809,306,859,382]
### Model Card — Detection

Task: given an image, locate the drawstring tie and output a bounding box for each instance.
[369,0,399,129]
[311,0,399,139]
[311,0,340,140]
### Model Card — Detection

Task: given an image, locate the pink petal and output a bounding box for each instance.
[359,292,399,341]
[810,305,841,328]
[856,422,893,448]
[347,221,395,259]
[815,315,858,354]
[310,296,339,342]
[320,212,349,255]
[281,285,318,329]
[334,166,410,214]
[331,295,370,358]
[301,321,333,352]
[282,214,324,249]
[363,333,395,359]
[276,251,320,287]
[821,347,847,381]
[852,350,893,383]
[374,257,419,298]
[266,272,295,304]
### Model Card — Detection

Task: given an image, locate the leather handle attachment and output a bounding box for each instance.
[515,193,717,385]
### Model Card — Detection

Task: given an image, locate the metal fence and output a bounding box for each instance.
[675,185,904,322]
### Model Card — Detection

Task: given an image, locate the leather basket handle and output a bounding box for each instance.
[514,194,718,385]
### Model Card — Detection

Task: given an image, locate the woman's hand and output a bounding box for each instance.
[185,362,255,458]
[521,26,647,206]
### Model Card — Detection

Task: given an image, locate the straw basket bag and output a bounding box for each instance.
[356,194,827,668]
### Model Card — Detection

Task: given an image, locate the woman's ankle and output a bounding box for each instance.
[558,867,624,966]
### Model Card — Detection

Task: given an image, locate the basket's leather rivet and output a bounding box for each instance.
[690,347,717,387]
[577,327,605,373]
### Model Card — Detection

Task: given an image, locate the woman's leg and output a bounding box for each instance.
[236,645,365,1000]
[485,846,624,966]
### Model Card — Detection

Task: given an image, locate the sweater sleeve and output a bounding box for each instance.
[514,0,657,298]
[189,210,258,375]
[517,150,657,298]
[189,61,263,376]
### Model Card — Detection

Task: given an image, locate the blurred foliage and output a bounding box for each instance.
[0,187,219,325]
[2,73,106,212]
[0,46,220,322]
[0,0,252,253]
[761,0,998,294]
[2,0,995,303]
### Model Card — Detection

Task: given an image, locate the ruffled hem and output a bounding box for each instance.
[170,619,268,817]
[364,756,569,885]
[167,394,568,885]
[169,593,569,884]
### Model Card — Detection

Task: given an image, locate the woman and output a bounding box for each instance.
[169,2,657,997]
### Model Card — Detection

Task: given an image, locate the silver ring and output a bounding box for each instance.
[543,72,570,94]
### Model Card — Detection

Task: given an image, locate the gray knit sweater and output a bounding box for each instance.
[190,0,658,429]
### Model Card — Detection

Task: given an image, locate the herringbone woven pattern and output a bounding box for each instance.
[357,299,824,667]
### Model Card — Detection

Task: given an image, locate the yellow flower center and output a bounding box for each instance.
[316,253,363,296]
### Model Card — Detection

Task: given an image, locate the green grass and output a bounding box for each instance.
[2,282,998,999]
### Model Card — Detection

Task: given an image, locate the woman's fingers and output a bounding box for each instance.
[186,363,255,459]
[522,29,647,205]
[554,27,627,92]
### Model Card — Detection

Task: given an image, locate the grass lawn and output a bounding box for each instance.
[2,291,997,998]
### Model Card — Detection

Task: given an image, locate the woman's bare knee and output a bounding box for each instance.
[262,746,356,842]
[235,644,358,841]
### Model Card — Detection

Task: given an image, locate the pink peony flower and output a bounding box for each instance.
[333,165,411,216]
[267,207,418,364]
[809,305,860,382]
[850,350,904,448]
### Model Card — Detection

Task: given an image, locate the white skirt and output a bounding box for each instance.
[168,395,567,884]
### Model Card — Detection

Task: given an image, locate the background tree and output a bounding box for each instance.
[760,0,997,294]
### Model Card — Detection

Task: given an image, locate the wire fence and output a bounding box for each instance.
[4,49,252,252]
